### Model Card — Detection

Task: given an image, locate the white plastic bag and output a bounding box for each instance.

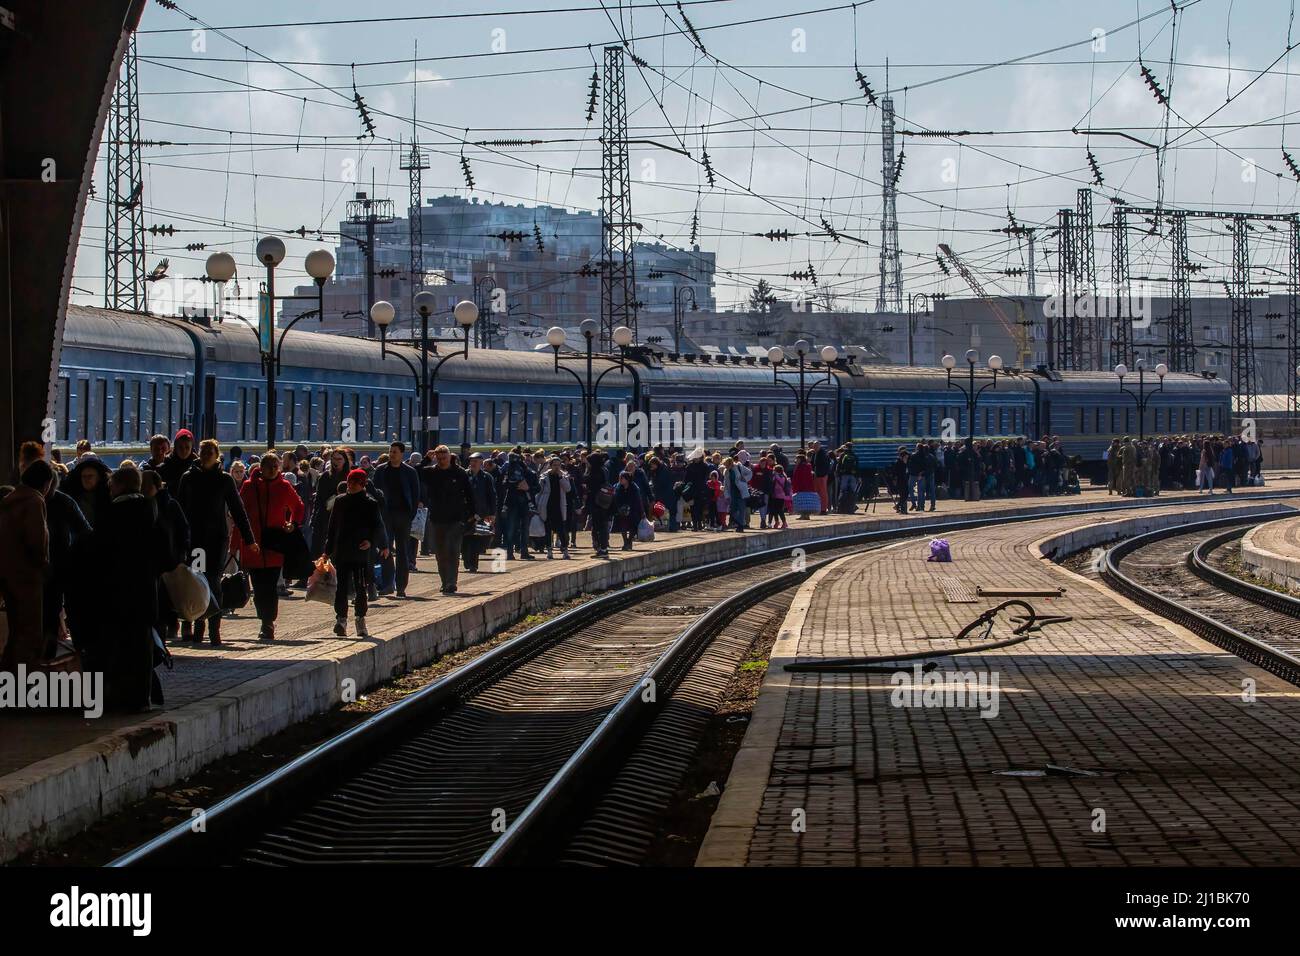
[306,562,338,605]
[410,505,428,538]
[529,512,546,538]
[637,517,656,542]
[162,564,212,622]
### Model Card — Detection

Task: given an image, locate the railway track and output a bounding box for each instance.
[1101,511,1300,685]
[112,494,1300,868]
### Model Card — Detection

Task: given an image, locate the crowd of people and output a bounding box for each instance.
[0,432,864,712]
[0,426,1268,713]
[884,436,1082,513]
[1105,434,1264,496]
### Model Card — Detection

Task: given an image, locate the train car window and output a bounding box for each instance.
[1077,408,1085,435]
[534,403,545,443]
[459,402,468,445]
[499,401,511,444]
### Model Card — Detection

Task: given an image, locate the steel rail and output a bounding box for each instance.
[1100,510,1300,687]
[113,491,1300,867]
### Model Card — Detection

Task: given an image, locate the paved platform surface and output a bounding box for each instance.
[1241,513,1300,589]
[701,496,1300,866]
[4,479,1299,860]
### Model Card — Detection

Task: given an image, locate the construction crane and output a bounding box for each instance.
[937,243,1032,368]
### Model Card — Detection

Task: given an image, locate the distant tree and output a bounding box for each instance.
[814,286,839,312]
[747,279,777,313]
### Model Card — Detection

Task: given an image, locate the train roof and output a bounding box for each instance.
[61,307,1233,397]
[1034,368,1230,394]
[65,305,196,357]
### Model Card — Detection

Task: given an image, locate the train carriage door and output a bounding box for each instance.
[203,375,216,441]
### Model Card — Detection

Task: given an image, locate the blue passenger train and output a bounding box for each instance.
[53,306,1232,478]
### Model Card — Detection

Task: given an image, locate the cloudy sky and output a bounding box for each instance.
[75,0,1300,315]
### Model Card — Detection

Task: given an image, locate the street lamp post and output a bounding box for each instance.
[1115,360,1167,441]
[943,349,1005,451]
[372,294,477,453]
[368,300,422,445]
[767,339,839,451]
[547,321,640,448]
[205,241,335,449]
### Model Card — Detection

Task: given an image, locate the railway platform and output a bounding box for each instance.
[4,481,1298,863]
[701,495,1300,866]
[1240,514,1300,591]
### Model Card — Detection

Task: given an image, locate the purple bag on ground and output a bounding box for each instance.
[927,538,952,562]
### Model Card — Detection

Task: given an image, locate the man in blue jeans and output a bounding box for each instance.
[373,441,421,597]
[500,447,538,560]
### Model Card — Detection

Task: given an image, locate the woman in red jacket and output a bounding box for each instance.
[235,452,304,640]
[791,451,819,520]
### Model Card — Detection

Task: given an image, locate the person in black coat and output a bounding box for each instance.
[462,453,498,572]
[423,446,476,594]
[41,471,90,656]
[82,466,170,711]
[141,469,191,642]
[60,455,113,529]
[175,439,256,644]
[585,450,613,556]
[326,468,388,637]
[150,428,199,491]
[310,448,353,553]
[683,450,711,531]
[611,471,646,551]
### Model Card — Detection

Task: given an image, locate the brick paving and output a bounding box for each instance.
[705,497,1300,867]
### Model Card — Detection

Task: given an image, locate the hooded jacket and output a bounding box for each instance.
[326,488,388,564]
[235,467,305,569]
[59,456,113,529]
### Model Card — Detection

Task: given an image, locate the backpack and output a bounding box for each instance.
[595,484,616,509]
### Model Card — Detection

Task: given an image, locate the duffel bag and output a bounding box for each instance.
[220,570,251,611]
[162,564,213,622]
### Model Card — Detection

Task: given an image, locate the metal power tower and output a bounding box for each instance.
[346,191,395,338]
[1054,207,1076,370]
[1074,187,1099,369]
[104,33,146,312]
[399,136,428,328]
[1290,215,1300,420]
[600,45,637,350]
[1109,203,1132,370]
[876,76,903,312]
[1167,211,1195,373]
[1229,214,1256,415]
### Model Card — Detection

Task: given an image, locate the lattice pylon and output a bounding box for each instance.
[105,33,146,312]
[600,45,637,350]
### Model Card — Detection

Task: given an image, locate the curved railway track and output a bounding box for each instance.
[1101,511,1300,686]
[112,494,1300,868]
